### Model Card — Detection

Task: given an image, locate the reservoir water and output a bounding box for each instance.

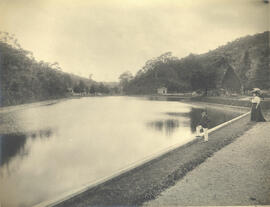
[0,96,243,207]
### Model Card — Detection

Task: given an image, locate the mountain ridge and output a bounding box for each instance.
[123,31,269,94]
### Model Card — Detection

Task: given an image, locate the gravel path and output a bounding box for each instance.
[143,119,270,206]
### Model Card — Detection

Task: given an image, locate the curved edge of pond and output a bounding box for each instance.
[33,111,251,207]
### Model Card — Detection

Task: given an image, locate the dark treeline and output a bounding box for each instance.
[121,31,270,95]
[0,32,118,107]
[1,31,269,106]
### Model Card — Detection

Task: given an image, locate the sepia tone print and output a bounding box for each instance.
[0,0,269,207]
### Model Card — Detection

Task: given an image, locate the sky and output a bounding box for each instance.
[0,0,269,82]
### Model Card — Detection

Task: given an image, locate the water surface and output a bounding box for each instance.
[0,97,243,207]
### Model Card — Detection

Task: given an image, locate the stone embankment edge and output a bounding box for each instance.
[32,111,250,207]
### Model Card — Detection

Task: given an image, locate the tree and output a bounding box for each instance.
[119,71,133,83]
[239,51,251,89]
[0,32,97,106]
[90,85,96,94]
[191,69,217,95]
[78,80,86,93]
[119,71,133,93]
[89,74,93,80]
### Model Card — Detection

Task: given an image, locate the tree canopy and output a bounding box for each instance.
[121,31,269,95]
[0,32,114,106]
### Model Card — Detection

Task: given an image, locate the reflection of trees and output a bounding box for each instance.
[0,133,27,167]
[189,108,204,132]
[0,129,53,167]
[206,108,240,128]
[146,96,184,102]
[147,119,180,136]
[165,112,190,117]
[147,108,241,135]
[189,107,241,132]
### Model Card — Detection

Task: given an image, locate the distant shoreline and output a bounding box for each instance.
[0,98,68,114]
[0,95,246,112]
[144,94,270,110]
[2,94,270,114]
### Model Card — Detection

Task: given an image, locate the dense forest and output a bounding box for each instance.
[121,31,270,95]
[1,31,269,106]
[0,32,117,106]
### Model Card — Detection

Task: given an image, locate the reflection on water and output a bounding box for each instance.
[0,97,243,207]
[189,107,241,132]
[0,129,53,168]
[147,119,180,136]
[147,96,186,102]
[148,107,241,135]
[0,134,27,167]
[0,133,31,183]
[164,112,190,117]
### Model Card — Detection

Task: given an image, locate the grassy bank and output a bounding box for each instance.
[53,112,254,207]
[147,94,270,110]
[190,96,270,109]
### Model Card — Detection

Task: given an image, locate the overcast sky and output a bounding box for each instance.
[0,0,269,82]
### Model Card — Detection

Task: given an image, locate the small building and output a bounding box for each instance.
[157,87,167,95]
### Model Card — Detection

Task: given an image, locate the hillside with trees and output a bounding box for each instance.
[0,32,115,106]
[122,31,269,95]
[1,31,269,106]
